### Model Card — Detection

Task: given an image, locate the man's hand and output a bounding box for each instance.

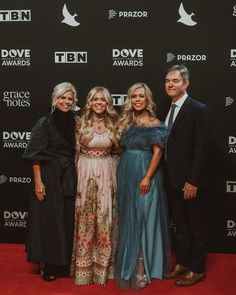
[182,182,198,200]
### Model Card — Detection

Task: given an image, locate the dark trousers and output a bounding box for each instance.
[167,181,207,273]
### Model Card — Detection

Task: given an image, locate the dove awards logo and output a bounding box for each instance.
[1,49,30,67]
[227,220,236,238]
[2,131,31,149]
[230,49,236,67]
[112,94,127,106]
[3,211,28,228]
[167,52,206,63]
[228,136,236,154]
[2,90,31,108]
[177,2,197,26]
[0,9,31,22]
[61,3,80,27]
[112,49,144,67]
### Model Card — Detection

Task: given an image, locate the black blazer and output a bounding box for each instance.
[166,96,210,189]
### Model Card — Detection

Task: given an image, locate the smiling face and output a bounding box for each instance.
[165,70,189,102]
[91,91,108,116]
[131,87,148,112]
[56,90,74,112]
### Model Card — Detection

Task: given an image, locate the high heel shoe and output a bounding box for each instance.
[42,273,56,282]
[40,263,57,282]
[135,255,148,288]
[136,274,148,288]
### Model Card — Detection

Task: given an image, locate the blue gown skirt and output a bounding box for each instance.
[115,149,171,286]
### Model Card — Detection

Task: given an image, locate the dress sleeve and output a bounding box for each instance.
[22,115,51,161]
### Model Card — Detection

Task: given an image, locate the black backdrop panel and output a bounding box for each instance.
[0,0,236,252]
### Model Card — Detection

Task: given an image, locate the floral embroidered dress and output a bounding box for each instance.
[71,129,118,285]
[115,124,171,288]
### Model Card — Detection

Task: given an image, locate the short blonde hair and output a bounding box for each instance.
[51,82,78,112]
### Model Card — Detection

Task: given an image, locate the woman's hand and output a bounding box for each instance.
[111,145,124,155]
[35,181,46,201]
[32,161,45,201]
[138,144,162,196]
[139,176,151,196]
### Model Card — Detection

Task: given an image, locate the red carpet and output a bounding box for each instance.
[0,243,235,295]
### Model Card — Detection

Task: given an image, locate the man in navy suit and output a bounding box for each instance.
[164,65,210,286]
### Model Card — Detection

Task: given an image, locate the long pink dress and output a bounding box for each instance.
[71,129,118,285]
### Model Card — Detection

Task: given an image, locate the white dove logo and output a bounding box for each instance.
[61,3,80,27]
[177,2,197,26]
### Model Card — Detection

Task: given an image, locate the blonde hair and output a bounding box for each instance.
[79,86,119,145]
[118,83,156,134]
[51,82,78,113]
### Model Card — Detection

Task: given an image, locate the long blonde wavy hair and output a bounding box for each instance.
[118,83,156,135]
[78,86,119,145]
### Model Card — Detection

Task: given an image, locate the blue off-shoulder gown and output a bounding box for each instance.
[116,124,171,286]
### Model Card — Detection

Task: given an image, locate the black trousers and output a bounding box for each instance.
[167,181,207,274]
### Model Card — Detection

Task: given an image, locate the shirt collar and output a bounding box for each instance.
[173,93,188,108]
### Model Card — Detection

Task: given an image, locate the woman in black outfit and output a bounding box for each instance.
[23,82,78,281]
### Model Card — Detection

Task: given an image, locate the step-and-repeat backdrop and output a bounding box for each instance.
[0,0,235,253]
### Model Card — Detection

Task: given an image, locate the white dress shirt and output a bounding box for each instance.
[165,93,188,126]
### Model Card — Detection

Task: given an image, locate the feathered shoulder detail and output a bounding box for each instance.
[121,123,168,149]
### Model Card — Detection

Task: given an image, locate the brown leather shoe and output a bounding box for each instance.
[175,271,206,287]
[164,264,189,279]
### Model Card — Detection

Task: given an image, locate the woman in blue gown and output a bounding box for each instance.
[115,83,171,289]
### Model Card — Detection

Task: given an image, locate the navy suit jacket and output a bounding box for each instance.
[166,96,210,189]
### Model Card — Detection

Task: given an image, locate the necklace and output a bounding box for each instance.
[91,115,106,133]
[92,116,105,123]
[134,111,150,125]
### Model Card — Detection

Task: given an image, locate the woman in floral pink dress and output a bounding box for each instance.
[71,86,119,285]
